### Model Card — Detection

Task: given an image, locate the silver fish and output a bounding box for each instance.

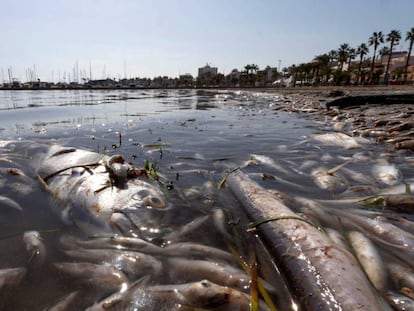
[86,279,251,311]
[37,146,166,234]
[348,231,388,290]
[384,291,414,311]
[312,132,369,149]
[164,257,255,293]
[226,169,390,311]
[162,242,233,263]
[64,248,162,279]
[388,262,414,291]
[0,195,23,212]
[53,262,128,293]
[60,234,163,255]
[371,159,402,186]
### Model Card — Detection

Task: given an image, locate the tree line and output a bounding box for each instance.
[286,27,414,86]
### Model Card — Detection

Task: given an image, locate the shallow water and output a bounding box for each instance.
[0,89,413,310]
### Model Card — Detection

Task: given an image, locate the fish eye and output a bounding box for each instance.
[200,280,210,288]
[149,196,162,206]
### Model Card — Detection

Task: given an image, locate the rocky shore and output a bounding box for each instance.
[267,86,414,153]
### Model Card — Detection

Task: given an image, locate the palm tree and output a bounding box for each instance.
[356,43,369,84]
[368,31,384,83]
[313,54,330,83]
[347,48,356,70]
[337,43,350,71]
[328,50,337,65]
[384,29,402,84]
[404,27,414,82]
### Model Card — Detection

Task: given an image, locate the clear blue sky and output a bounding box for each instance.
[1,0,413,82]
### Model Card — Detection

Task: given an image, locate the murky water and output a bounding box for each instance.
[0,89,413,310]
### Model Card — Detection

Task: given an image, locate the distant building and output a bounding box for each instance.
[178,74,194,87]
[198,64,218,78]
[258,66,278,83]
[86,79,116,88]
[380,51,414,72]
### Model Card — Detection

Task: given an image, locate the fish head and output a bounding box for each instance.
[128,183,166,210]
[180,280,230,308]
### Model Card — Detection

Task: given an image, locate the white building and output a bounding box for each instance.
[198,64,218,78]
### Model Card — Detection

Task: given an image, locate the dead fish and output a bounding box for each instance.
[348,231,388,290]
[340,167,376,185]
[46,291,78,311]
[311,168,348,193]
[164,257,252,293]
[312,132,369,149]
[396,139,414,151]
[248,154,291,175]
[0,267,26,290]
[326,228,350,251]
[59,234,163,255]
[37,145,166,234]
[163,215,210,243]
[23,230,47,267]
[211,208,233,242]
[311,163,349,193]
[86,279,251,311]
[361,194,414,214]
[226,169,390,311]
[53,262,128,293]
[388,262,414,291]
[64,248,162,279]
[332,212,414,263]
[384,291,414,311]
[372,160,402,186]
[0,195,23,212]
[162,242,234,263]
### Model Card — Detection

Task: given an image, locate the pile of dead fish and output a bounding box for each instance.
[239,92,414,310]
[0,142,277,311]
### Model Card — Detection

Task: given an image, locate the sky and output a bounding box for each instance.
[1,0,414,82]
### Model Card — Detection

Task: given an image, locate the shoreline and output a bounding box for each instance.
[265,85,414,154]
[1,85,413,93]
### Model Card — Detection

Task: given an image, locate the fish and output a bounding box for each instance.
[348,231,388,290]
[60,234,163,254]
[53,262,129,294]
[388,262,414,291]
[225,169,390,311]
[248,154,291,176]
[312,132,369,149]
[64,248,163,279]
[86,279,252,311]
[46,291,78,311]
[163,257,252,292]
[0,267,26,290]
[311,166,348,193]
[23,230,47,267]
[371,159,402,186]
[36,145,167,234]
[0,195,23,212]
[384,291,414,311]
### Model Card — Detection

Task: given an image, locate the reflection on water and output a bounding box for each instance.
[0,89,413,310]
